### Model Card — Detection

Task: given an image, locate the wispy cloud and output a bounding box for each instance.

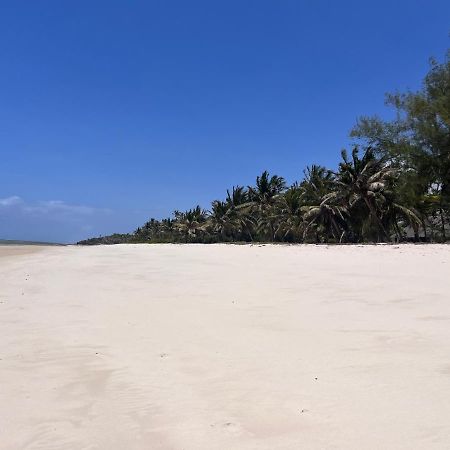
[0,196,111,217]
[0,195,23,207]
[0,195,116,243]
[0,195,147,243]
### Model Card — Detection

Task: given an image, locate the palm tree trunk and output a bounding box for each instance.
[412,222,419,242]
[394,220,403,242]
[364,197,390,242]
[330,217,341,242]
[422,218,428,241]
[439,206,446,241]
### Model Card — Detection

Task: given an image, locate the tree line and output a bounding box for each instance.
[79,51,449,245]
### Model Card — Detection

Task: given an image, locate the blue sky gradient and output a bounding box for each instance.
[1,1,449,242]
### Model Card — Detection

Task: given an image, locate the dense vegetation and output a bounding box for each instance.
[79,52,449,245]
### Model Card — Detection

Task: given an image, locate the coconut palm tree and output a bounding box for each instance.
[174,206,208,241]
[334,147,394,240]
[226,186,248,207]
[208,200,234,240]
[222,186,255,240]
[335,146,420,242]
[297,165,348,242]
[300,165,335,204]
[246,171,286,240]
[248,171,286,205]
[274,187,305,241]
[302,192,348,242]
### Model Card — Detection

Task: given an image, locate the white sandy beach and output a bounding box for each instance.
[1,243,449,449]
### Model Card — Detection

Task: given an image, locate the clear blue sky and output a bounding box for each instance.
[1,1,449,243]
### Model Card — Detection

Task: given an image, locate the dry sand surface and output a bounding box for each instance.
[1,243,450,449]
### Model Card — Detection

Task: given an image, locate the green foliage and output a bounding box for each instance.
[78,50,449,245]
[351,50,449,241]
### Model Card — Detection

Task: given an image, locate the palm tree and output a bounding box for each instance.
[226,186,248,207]
[208,200,233,240]
[297,165,347,242]
[274,187,305,241]
[302,192,348,243]
[300,165,335,204]
[248,171,286,205]
[222,186,255,241]
[247,171,286,240]
[174,206,208,241]
[335,146,419,242]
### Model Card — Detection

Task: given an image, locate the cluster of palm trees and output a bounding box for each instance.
[130,147,426,244]
[78,50,449,246]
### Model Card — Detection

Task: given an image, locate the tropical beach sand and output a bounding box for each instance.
[1,243,449,449]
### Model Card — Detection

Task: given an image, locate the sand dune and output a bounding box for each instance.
[1,243,449,449]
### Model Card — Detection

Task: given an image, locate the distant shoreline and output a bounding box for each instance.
[0,239,65,246]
